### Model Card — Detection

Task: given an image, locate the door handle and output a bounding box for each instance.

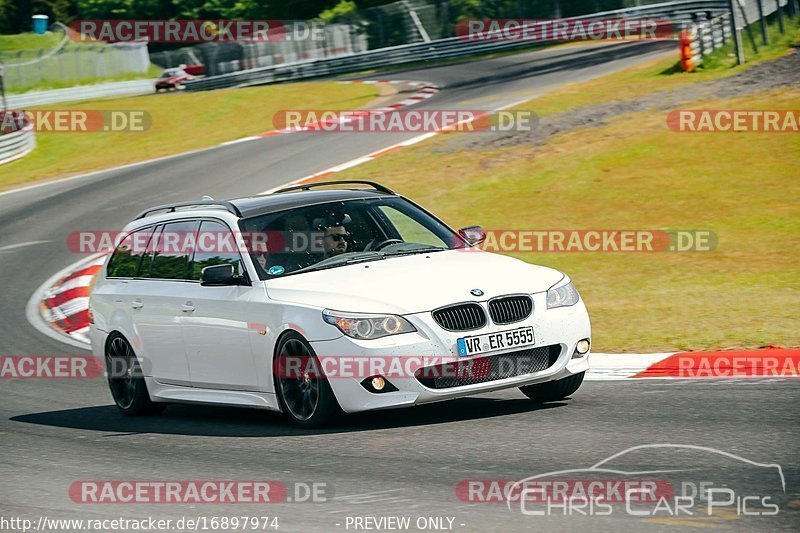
[131,299,144,310]
[181,302,195,313]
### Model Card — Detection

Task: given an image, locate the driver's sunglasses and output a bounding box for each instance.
[328,232,351,242]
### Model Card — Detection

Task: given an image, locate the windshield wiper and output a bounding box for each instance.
[383,245,448,257]
[290,252,386,275]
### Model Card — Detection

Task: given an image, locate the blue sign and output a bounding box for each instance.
[456,338,467,356]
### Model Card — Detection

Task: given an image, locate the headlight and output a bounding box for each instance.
[546,278,580,309]
[323,310,416,340]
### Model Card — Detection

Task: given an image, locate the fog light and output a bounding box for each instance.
[575,339,590,355]
[360,375,398,393]
[371,376,386,391]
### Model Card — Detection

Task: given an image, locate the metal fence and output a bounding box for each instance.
[355,0,447,48]
[730,0,792,26]
[150,23,368,77]
[0,24,151,94]
[5,80,155,109]
[679,13,732,70]
[679,0,795,68]
[0,127,36,166]
[185,0,732,92]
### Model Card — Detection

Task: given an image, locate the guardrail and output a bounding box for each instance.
[680,0,794,69]
[185,0,730,91]
[680,13,732,71]
[6,79,155,109]
[0,127,36,166]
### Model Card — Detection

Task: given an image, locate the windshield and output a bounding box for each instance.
[160,69,185,78]
[239,196,467,279]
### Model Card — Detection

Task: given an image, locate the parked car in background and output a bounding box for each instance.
[155,68,193,91]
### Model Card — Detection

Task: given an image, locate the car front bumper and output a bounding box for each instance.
[309,293,590,414]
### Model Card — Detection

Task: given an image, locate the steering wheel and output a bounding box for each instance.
[367,238,403,251]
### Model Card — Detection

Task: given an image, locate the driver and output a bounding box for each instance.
[314,218,350,258]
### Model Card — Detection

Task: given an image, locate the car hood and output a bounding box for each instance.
[264,249,563,314]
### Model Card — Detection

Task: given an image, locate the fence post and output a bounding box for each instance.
[37,49,44,85]
[15,51,24,89]
[728,0,745,64]
[757,0,769,44]
[720,14,727,44]
[699,22,707,57]
[0,65,6,111]
[736,0,759,53]
[776,0,785,33]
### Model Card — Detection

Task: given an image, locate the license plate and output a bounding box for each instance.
[457,326,534,356]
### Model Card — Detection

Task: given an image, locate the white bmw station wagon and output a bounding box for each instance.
[90,181,591,426]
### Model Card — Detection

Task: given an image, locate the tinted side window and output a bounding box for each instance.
[150,220,199,280]
[190,220,243,280]
[107,230,150,277]
[136,224,162,278]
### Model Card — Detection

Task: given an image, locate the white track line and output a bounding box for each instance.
[0,240,51,252]
[0,81,437,199]
[259,94,531,194]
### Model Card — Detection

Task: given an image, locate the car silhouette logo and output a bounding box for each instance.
[471,289,484,297]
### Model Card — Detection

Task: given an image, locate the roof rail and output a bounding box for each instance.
[134,200,242,220]
[273,180,396,195]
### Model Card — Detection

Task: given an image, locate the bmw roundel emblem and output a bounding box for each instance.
[470,289,484,297]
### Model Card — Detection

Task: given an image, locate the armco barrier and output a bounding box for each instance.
[6,79,155,109]
[0,127,36,165]
[680,13,731,71]
[185,0,730,91]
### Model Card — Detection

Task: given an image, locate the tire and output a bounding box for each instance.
[519,372,585,403]
[274,332,341,428]
[105,333,165,416]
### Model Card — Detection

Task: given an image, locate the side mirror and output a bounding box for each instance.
[201,264,249,286]
[458,226,486,246]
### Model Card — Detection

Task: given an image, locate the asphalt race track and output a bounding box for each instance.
[1,40,798,532]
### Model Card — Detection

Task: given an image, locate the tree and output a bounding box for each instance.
[319,0,358,22]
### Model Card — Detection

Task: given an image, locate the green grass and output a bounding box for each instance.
[6,65,163,94]
[701,14,800,70]
[322,80,800,352]
[515,16,799,117]
[0,81,378,190]
[0,31,65,52]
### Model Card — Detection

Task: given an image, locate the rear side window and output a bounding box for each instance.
[137,225,163,278]
[150,220,199,280]
[107,229,151,277]
[189,220,244,280]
